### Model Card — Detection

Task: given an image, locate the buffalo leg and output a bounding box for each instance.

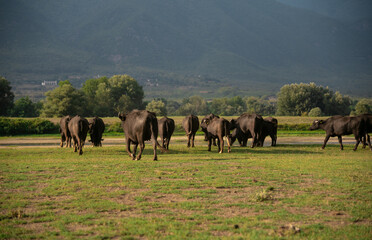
[187,134,191,148]
[322,135,331,149]
[353,134,361,151]
[218,137,223,154]
[72,137,78,152]
[136,142,145,161]
[226,136,231,153]
[207,138,212,151]
[151,140,157,161]
[272,135,277,146]
[126,138,135,160]
[192,133,196,147]
[250,133,256,148]
[79,141,83,155]
[212,138,217,146]
[132,143,138,160]
[166,136,171,150]
[338,136,344,150]
[65,136,70,148]
[60,134,65,147]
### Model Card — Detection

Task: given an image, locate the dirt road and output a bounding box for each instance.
[0,136,358,148]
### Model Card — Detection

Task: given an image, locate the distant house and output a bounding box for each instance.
[41,81,57,86]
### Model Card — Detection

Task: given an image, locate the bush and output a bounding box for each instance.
[105,122,123,133]
[0,118,59,136]
[308,107,323,117]
[278,123,311,131]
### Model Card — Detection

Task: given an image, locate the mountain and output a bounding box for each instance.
[275,0,372,23]
[1,0,371,100]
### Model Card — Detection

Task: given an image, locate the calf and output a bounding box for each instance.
[357,114,372,150]
[230,113,264,148]
[68,115,90,155]
[201,116,231,153]
[59,115,72,148]
[229,125,249,147]
[119,110,165,161]
[158,117,175,150]
[309,115,365,151]
[258,117,278,147]
[182,115,199,147]
[88,117,105,147]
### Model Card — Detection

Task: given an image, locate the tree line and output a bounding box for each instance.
[1,75,371,118]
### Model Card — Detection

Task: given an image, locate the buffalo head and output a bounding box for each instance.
[309,120,323,130]
[118,112,126,121]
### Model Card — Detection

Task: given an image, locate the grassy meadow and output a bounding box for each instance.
[0,142,371,239]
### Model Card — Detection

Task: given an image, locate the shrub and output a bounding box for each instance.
[105,122,123,133]
[0,118,59,136]
[308,107,323,117]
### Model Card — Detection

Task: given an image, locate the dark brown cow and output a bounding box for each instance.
[59,115,72,148]
[118,110,165,161]
[201,116,231,153]
[68,115,89,155]
[309,115,365,151]
[158,117,175,150]
[229,127,249,147]
[230,113,264,148]
[88,117,105,147]
[357,114,372,150]
[258,117,278,147]
[201,114,219,146]
[182,115,199,148]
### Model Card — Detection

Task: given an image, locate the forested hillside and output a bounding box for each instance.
[1,0,371,99]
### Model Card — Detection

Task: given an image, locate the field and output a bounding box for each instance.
[1,136,371,239]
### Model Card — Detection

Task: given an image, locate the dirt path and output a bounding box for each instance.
[0,136,358,148]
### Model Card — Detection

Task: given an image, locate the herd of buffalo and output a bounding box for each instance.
[59,111,372,159]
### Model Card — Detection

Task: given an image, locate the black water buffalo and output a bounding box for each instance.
[88,117,105,147]
[182,115,199,147]
[118,110,164,161]
[201,114,219,146]
[258,117,278,147]
[357,114,372,150]
[201,115,231,153]
[158,117,175,150]
[68,115,90,155]
[230,113,264,148]
[59,115,72,148]
[309,115,365,151]
[229,127,249,147]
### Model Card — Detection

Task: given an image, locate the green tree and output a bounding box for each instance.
[176,96,208,115]
[0,77,15,116]
[82,77,108,116]
[166,100,181,116]
[82,75,144,116]
[109,75,144,111]
[11,97,41,117]
[308,107,323,117]
[245,96,276,115]
[209,96,246,116]
[276,83,350,116]
[354,98,372,115]
[323,91,351,115]
[41,81,87,117]
[146,100,167,116]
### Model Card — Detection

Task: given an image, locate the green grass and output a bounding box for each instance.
[0,144,371,239]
